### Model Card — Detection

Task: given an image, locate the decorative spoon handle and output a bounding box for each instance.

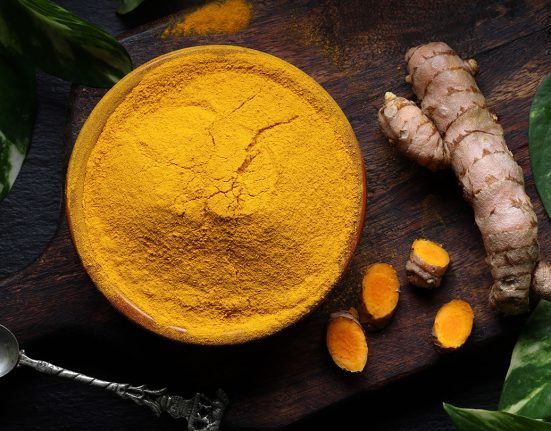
[17,350,228,431]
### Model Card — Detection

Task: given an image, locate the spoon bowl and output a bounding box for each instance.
[0,325,20,377]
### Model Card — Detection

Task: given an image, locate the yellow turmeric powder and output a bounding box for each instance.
[71,46,364,345]
[163,0,252,37]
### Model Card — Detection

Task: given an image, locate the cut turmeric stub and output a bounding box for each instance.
[360,263,400,329]
[406,239,450,288]
[433,299,474,351]
[347,306,360,320]
[326,310,368,372]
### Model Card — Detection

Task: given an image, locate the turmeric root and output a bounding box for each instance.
[360,263,400,329]
[326,309,368,372]
[406,239,450,289]
[533,261,551,299]
[433,299,474,351]
[378,41,547,315]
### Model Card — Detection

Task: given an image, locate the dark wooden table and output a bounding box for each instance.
[0,0,548,429]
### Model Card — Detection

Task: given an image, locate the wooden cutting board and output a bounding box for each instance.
[2,0,551,428]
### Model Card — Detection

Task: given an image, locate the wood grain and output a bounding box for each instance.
[1,0,551,428]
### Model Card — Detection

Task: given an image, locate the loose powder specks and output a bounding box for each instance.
[163,0,252,37]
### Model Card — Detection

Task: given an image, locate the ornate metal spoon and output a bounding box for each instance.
[0,325,228,431]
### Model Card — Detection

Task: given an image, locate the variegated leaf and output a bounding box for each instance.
[499,300,551,420]
[0,53,35,200]
[444,404,551,431]
[530,73,551,219]
[117,0,147,14]
[0,0,132,88]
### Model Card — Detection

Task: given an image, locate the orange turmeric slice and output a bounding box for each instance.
[433,299,474,351]
[360,263,400,329]
[407,238,450,288]
[326,309,368,372]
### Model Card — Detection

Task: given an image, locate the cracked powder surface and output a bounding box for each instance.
[81,47,364,344]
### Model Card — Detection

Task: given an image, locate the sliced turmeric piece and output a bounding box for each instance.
[360,263,400,329]
[433,299,474,351]
[326,309,368,372]
[406,238,450,288]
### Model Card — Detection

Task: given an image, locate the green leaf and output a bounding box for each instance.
[443,404,551,431]
[117,0,147,14]
[530,72,551,219]
[0,53,36,201]
[499,300,551,420]
[0,0,132,87]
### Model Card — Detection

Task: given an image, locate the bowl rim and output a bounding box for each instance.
[65,44,367,345]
